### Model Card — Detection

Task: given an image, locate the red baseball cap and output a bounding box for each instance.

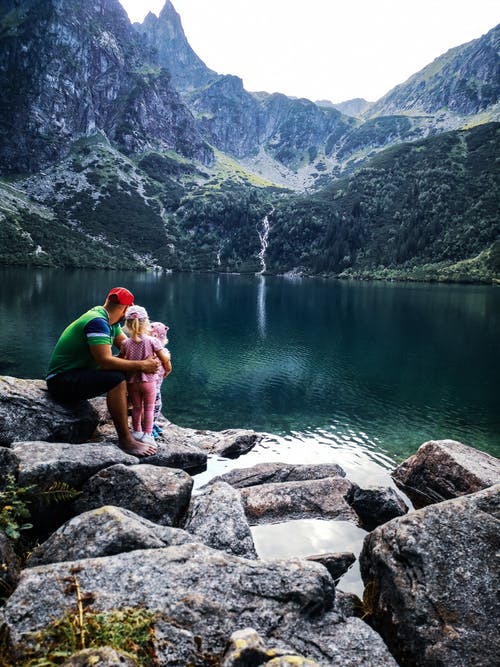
[107,287,134,305]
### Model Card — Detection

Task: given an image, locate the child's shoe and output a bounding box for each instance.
[141,433,156,446]
[132,430,144,441]
[152,423,163,436]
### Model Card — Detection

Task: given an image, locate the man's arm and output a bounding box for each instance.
[90,344,159,373]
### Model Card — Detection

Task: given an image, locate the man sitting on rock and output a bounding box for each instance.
[46,287,159,456]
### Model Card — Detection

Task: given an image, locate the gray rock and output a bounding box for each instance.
[209,462,346,488]
[392,439,500,507]
[334,591,362,619]
[0,531,20,599]
[63,647,136,666]
[221,627,319,666]
[0,446,18,489]
[12,441,137,488]
[184,482,258,559]
[74,464,193,526]
[241,477,358,526]
[180,427,263,458]
[27,505,193,566]
[0,376,99,446]
[2,543,396,666]
[359,483,500,667]
[306,552,356,581]
[142,440,207,473]
[350,485,408,530]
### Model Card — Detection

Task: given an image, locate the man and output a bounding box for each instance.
[46,287,159,456]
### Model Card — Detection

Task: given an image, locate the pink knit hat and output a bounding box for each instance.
[150,321,169,341]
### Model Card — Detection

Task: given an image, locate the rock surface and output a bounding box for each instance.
[209,462,346,488]
[241,477,358,525]
[306,552,356,582]
[0,376,99,446]
[62,647,137,666]
[184,482,258,559]
[0,446,17,489]
[185,428,263,458]
[12,441,137,488]
[360,483,500,667]
[392,439,500,507]
[350,485,408,530]
[0,531,20,597]
[2,542,397,666]
[221,627,320,667]
[27,506,193,566]
[74,464,193,526]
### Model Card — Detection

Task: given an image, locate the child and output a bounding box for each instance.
[149,321,172,437]
[120,305,171,446]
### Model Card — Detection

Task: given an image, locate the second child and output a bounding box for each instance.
[120,305,171,445]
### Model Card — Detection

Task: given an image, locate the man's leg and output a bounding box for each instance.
[107,381,157,455]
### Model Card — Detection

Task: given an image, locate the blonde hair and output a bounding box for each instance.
[126,317,150,343]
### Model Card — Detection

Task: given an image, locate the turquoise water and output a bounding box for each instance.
[1,267,499,477]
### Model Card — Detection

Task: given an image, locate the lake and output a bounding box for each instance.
[1,267,499,594]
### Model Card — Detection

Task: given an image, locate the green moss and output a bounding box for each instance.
[0,606,158,666]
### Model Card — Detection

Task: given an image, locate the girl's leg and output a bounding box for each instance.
[127,383,143,433]
[153,380,163,421]
[141,381,158,435]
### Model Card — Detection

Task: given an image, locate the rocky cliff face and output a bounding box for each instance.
[369,24,500,117]
[0,0,212,175]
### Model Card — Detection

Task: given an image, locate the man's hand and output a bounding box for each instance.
[140,356,160,373]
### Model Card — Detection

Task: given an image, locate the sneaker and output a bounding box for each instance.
[141,433,156,446]
[132,431,144,441]
[152,423,163,435]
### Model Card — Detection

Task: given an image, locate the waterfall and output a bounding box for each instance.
[256,210,272,274]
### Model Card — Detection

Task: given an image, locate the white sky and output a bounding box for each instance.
[119,0,499,103]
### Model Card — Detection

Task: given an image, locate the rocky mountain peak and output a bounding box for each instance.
[136,0,216,91]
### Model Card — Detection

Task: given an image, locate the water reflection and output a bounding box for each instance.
[257,275,266,338]
[252,519,367,597]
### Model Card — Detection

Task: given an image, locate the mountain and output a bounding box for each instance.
[319,98,373,118]
[0,0,212,175]
[265,123,500,282]
[0,0,498,283]
[369,24,500,119]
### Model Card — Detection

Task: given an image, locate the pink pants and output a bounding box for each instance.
[127,381,157,434]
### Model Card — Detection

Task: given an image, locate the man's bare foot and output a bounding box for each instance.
[119,437,157,457]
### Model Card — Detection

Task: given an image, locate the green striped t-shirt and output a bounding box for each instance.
[46,306,122,378]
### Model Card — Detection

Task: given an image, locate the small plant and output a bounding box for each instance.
[356,580,378,620]
[0,476,81,545]
[0,477,35,541]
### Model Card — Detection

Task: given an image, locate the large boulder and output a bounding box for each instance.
[27,506,194,566]
[359,483,500,667]
[392,439,500,507]
[74,464,193,526]
[12,441,137,488]
[188,428,263,458]
[2,543,397,666]
[141,440,208,473]
[0,376,99,445]
[350,485,408,531]
[184,482,258,559]
[209,462,346,488]
[241,477,358,525]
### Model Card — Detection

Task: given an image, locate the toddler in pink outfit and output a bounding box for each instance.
[120,305,171,446]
